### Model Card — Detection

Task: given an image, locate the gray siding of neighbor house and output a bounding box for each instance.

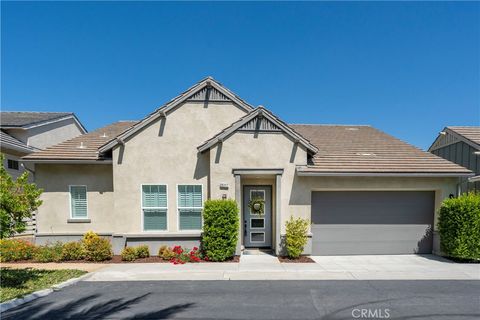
[431,141,479,193]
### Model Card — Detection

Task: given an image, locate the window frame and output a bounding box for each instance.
[69,185,88,219]
[176,184,203,232]
[141,184,168,232]
[7,159,19,170]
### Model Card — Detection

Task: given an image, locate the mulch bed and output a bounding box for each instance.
[278,256,315,263]
[3,255,241,264]
[443,256,480,264]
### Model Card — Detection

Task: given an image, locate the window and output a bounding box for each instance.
[7,159,19,170]
[177,185,203,230]
[142,185,167,231]
[69,186,88,218]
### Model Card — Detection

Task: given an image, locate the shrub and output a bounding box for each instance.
[82,231,113,261]
[33,242,63,262]
[121,247,137,261]
[61,241,85,261]
[201,199,239,262]
[0,239,36,262]
[135,245,150,259]
[438,193,480,260]
[285,216,309,259]
[158,245,175,260]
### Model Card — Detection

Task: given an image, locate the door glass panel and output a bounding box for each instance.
[250,190,265,200]
[250,232,265,243]
[251,218,264,229]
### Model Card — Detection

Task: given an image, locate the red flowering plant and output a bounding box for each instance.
[169,246,203,264]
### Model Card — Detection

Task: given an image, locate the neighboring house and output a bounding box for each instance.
[1,111,87,234]
[22,78,472,256]
[429,126,480,193]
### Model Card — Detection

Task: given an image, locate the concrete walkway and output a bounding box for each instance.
[85,254,479,281]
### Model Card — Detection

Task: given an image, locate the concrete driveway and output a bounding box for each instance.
[85,254,479,281]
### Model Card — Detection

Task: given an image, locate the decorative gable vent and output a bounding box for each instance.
[187,86,231,102]
[238,117,281,132]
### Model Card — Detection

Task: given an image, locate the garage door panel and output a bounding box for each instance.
[311,191,434,255]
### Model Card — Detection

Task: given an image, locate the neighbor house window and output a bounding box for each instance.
[7,159,19,170]
[177,185,203,230]
[69,185,88,218]
[142,185,167,231]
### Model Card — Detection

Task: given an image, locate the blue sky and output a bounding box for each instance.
[1,2,479,149]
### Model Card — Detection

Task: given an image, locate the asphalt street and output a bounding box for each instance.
[2,280,479,319]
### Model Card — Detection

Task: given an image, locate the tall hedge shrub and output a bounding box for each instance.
[202,199,239,262]
[438,192,480,260]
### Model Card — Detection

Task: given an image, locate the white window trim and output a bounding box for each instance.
[176,184,203,232]
[141,184,168,232]
[250,231,266,243]
[69,185,88,219]
[250,217,265,230]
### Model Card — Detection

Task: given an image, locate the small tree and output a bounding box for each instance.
[202,199,239,261]
[0,154,43,238]
[285,216,309,259]
[438,192,480,260]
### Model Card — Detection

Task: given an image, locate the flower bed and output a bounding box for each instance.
[278,256,315,263]
[1,233,240,264]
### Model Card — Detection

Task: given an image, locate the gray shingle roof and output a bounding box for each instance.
[23,121,137,161]
[0,112,75,128]
[0,130,37,153]
[291,124,472,175]
[447,126,480,149]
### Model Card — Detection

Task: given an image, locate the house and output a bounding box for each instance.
[1,111,86,235]
[1,112,87,178]
[22,78,473,256]
[429,126,480,193]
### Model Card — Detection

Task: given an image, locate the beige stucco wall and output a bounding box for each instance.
[35,164,114,234]
[7,118,84,150]
[289,176,458,232]
[111,101,248,233]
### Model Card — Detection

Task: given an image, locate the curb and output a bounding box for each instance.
[0,273,92,313]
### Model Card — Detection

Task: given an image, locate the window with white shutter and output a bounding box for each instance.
[177,185,203,230]
[69,186,88,218]
[142,185,167,231]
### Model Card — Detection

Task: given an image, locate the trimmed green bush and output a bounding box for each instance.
[158,245,175,260]
[438,192,480,260]
[61,241,85,261]
[121,247,137,261]
[82,231,113,261]
[201,199,239,262]
[33,242,63,262]
[0,239,37,262]
[135,245,150,258]
[285,216,309,259]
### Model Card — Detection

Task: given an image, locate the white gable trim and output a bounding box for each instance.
[98,77,253,153]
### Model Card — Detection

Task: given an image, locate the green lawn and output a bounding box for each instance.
[0,268,87,302]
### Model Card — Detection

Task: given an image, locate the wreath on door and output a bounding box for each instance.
[248,197,265,215]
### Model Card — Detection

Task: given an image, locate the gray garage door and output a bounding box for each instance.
[311,191,435,255]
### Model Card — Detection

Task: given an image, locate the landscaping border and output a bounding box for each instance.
[0,272,92,312]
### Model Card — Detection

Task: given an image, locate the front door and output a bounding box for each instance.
[243,186,272,248]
